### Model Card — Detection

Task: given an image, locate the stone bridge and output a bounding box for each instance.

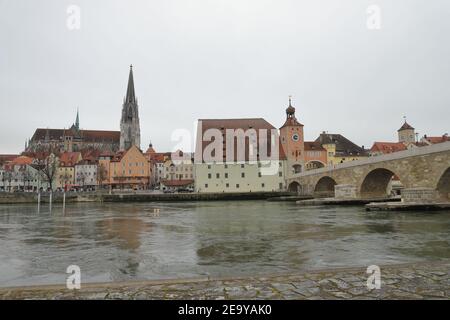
[286,142,450,203]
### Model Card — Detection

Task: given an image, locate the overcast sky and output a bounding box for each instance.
[1,0,449,154]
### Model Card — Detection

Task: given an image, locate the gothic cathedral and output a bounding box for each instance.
[120,65,141,151]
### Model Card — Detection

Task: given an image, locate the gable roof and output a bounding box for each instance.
[423,135,450,144]
[31,128,120,143]
[59,152,82,167]
[398,121,414,131]
[111,145,147,162]
[370,142,407,154]
[11,156,33,166]
[316,133,367,157]
[0,154,19,165]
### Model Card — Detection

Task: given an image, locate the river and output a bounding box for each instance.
[0,201,449,287]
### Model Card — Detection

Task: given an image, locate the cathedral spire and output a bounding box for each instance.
[75,108,79,130]
[120,64,141,151]
[125,64,136,104]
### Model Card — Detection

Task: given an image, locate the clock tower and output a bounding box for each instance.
[280,97,305,176]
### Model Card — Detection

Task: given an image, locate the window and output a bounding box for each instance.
[224,164,228,169]
[208,173,211,179]
[258,162,262,168]
[205,184,208,188]
[216,173,220,178]
[207,165,211,169]
[241,164,244,168]
[225,173,228,178]
[241,172,245,178]
[279,183,283,189]
[258,172,262,178]
[261,183,265,188]
[236,184,239,188]
[278,172,282,177]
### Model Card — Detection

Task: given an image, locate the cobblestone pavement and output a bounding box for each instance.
[0,262,448,300]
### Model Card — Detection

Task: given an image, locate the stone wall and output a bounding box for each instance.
[334,184,358,199]
[401,188,438,203]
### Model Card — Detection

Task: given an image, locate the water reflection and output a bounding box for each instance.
[0,201,449,287]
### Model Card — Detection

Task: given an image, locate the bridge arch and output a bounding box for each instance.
[288,181,301,193]
[360,168,400,199]
[436,167,450,201]
[314,176,337,198]
[305,161,325,171]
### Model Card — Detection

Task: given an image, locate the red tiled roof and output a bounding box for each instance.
[111,151,126,162]
[423,135,450,144]
[304,141,326,151]
[21,151,51,161]
[370,142,407,154]
[0,154,19,165]
[148,153,168,163]
[144,146,156,154]
[11,156,33,166]
[80,149,101,161]
[59,152,81,167]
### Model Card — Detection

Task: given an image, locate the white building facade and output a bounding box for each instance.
[194,118,287,193]
[75,161,98,189]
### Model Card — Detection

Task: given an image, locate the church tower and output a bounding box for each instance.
[398,119,415,144]
[120,65,141,151]
[279,97,305,176]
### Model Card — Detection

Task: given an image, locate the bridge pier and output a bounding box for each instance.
[334,184,358,199]
[401,188,439,203]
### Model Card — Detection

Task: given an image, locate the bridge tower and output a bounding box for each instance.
[280,97,305,177]
[398,120,415,144]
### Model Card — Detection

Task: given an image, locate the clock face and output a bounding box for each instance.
[292,133,300,142]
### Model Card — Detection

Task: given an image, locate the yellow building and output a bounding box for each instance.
[315,132,368,165]
[99,145,151,190]
[55,152,82,190]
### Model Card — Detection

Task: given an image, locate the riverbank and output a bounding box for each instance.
[0,191,293,204]
[296,197,402,206]
[0,262,448,299]
[366,201,450,211]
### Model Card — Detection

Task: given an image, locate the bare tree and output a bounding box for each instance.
[22,169,31,191]
[4,171,13,192]
[97,163,108,189]
[37,154,58,191]
[0,171,5,191]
